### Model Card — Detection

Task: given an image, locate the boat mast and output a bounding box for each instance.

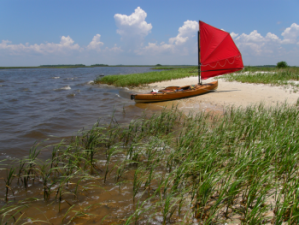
[198,21,202,85]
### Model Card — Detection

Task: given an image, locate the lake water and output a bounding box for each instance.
[0,67,158,160]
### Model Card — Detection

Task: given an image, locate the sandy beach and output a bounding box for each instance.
[131,76,299,113]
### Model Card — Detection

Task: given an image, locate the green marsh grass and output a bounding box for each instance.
[221,67,299,88]
[151,66,177,70]
[95,66,299,90]
[2,103,299,223]
[4,168,15,202]
[94,67,197,87]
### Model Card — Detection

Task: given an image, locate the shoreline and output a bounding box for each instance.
[3,74,299,223]
[131,76,299,111]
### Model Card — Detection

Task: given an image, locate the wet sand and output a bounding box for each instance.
[131,76,299,113]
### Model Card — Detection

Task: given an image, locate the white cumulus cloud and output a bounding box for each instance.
[265,32,281,42]
[169,20,198,45]
[230,32,239,39]
[87,34,104,51]
[107,44,123,53]
[236,30,265,43]
[0,36,81,55]
[281,23,299,44]
[234,23,299,57]
[230,23,299,65]
[114,7,152,38]
[114,7,152,48]
[235,30,281,55]
[137,20,198,56]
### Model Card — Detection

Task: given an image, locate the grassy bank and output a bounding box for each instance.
[94,67,198,87]
[220,67,299,88]
[1,103,299,224]
[95,66,299,89]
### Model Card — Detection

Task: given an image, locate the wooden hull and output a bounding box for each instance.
[131,81,218,103]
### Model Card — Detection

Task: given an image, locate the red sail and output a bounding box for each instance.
[200,21,244,79]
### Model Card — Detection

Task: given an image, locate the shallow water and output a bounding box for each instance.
[2,153,192,225]
[0,67,220,224]
[0,67,159,160]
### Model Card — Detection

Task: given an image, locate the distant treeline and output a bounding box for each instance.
[39,64,86,67]
[90,64,109,67]
[250,65,276,68]
[39,64,109,68]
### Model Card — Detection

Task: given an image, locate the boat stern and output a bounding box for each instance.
[130,94,136,100]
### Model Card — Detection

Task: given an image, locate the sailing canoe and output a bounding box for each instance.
[130,21,243,103]
[131,81,218,103]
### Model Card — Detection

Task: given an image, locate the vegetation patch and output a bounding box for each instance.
[94,67,198,87]
[95,66,299,89]
[277,61,288,69]
[90,64,109,67]
[151,66,177,70]
[219,67,299,89]
[1,103,299,224]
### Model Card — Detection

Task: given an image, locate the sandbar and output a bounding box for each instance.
[131,76,299,113]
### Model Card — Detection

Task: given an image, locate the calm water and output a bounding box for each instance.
[0,67,156,160]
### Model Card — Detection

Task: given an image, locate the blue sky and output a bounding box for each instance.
[1,0,299,66]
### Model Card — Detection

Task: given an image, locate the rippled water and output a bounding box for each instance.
[0,67,220,224]
[0,67,156,160]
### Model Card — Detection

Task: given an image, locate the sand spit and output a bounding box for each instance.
[131,76,299,111]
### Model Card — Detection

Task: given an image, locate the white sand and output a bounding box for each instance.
[131,76,299,113]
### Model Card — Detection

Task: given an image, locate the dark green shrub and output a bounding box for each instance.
[277,61,288,68]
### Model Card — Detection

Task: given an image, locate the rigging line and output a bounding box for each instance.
[201,55,241,67]
[218,57,235,68]
[226,56,240,65]
[202,58,235,68]
[201,55,241,68]
[201,67,243,72]
[201,57,235,69]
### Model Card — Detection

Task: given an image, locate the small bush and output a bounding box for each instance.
[277,61,288,68]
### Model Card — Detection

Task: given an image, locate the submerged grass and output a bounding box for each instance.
[2,103,299,223]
